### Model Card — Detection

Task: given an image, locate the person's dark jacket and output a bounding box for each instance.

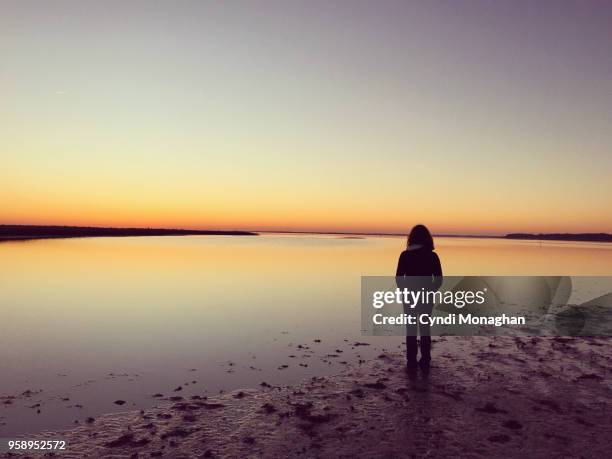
[396,246,443,291]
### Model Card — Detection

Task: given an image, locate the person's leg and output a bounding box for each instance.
[405,335,418,366]
[418,307,432,372]
[404,305,418,368]
[420,335,431,362]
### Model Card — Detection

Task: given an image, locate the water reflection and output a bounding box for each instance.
[0,234,611,435]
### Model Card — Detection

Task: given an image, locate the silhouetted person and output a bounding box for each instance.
[396,225,442,375]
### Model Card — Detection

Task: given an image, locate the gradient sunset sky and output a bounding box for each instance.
[2,1,611,235]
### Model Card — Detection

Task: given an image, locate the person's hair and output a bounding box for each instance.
[407,224,434,250]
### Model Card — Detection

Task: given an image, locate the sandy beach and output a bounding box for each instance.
[4,336,609,458]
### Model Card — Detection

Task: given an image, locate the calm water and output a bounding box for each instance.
[1,234,612,435]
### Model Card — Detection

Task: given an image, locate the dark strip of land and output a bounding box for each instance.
[505,233,612,243]
[0,225,257,241]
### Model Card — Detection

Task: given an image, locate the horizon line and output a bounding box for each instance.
[2,223,611,240]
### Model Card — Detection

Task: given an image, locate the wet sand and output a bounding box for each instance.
[3,336,610,458]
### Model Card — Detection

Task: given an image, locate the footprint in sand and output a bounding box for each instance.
[488,434,511,443]
[502,419,523,430]
[476,401,508,414]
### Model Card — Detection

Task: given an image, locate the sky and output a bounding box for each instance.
[2,0,611,235]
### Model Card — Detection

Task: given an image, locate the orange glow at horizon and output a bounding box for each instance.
[2,2,611,236]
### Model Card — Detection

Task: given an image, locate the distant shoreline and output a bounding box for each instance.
[504,233,612,243]
[258,230,612,243]
[0,225,257,241]
[1,225,610,243]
